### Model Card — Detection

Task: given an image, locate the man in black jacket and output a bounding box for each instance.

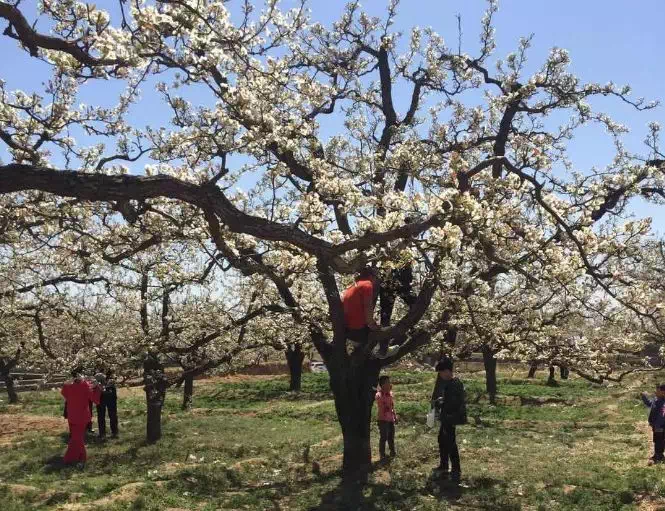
[431,357,466,483]
[95,371,118,439]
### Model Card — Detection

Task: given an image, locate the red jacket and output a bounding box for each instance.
[61,380,101,425]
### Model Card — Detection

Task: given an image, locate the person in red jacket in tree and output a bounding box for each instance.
[342,266,399,358]
[61,368,102,467]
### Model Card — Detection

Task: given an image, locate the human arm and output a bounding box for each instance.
[641,392,654,408]
[88,381,102,405]
[363,290,379,330]
[430,378,442,405]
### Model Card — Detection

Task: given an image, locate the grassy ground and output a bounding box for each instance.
[0,366,664,510]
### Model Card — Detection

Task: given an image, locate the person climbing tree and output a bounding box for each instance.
[342,267,397,358]
[379,218,417,327]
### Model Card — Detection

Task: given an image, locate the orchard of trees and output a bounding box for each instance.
[2,0,665,482]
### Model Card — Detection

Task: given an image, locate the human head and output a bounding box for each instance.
[435,357,454,380]
[657,383,665,398]
[71,367,84,381]
[355,266,377,284]
[379,375,391,391]
[95,372,106,386]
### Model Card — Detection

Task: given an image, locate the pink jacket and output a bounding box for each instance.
[375,390,396,423]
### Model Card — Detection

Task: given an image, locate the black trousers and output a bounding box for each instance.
[378,420,395,458]
[438,423,461,474]
[653,429,665,460]
[97,400,118,437]
[379,285,416,327]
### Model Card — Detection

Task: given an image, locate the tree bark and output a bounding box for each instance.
[527,363,537,378]
[547,366,558,386]
[328,355,381,482]
[286,344,305,392]
[3,372,18,404]
[482,345,498,404]
[182,373,194,410]
[144,355,168,443]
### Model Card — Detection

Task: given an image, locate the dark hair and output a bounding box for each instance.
[378,375,390,386]
[71,366,84,378]
[356,266,376,280]
[658,383,665,391]
[435,357,454,372]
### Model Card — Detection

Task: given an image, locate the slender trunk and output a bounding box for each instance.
[144,355,167,443]
[527,363,537,379]
[547,366,558,386]
[3,372,18,404]
[560,366,569,380]
[182,373,194,410]
[482,345,497,405]
[286,344,305,392]
[328,356,381,482]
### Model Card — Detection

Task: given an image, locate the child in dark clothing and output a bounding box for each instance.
[641,383,665,465]
[375,375,397,461]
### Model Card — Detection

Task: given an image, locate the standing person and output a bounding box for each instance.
[641,383,665,465]
[430,357,467,483]
[379,260,416,327]
[375,375,397,461]
[379,218,417,328]
[61,368,101,468]
[341,267,397,358]
[95,372,119,439]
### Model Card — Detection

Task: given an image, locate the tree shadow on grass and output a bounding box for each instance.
[310,473,512,511]
[38,439,145,475]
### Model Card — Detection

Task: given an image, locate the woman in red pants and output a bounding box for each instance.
[61,369,101,468]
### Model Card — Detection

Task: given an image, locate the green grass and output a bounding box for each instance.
[0,368,664,510]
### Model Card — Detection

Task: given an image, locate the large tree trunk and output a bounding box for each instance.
[3,372,18,404]
[328,356,381,482]
[182,373,194,410]
[482,345,497,405]
[144,355,168,443]
[547,366,558,386]
[286,344,305,392]
[527,363,537,379]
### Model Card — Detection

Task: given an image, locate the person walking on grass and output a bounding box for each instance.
[431,357,467,483]
[375,375,398,461]
[61,368,102,468]
[641,383,665,465]
[95,371,119,439]
[341,267,398,359]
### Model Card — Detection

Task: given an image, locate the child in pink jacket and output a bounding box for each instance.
[375,375,397,460]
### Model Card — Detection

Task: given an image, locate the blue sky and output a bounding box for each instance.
[2,0,664,229]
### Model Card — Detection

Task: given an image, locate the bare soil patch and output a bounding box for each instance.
[0,413,64,444]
